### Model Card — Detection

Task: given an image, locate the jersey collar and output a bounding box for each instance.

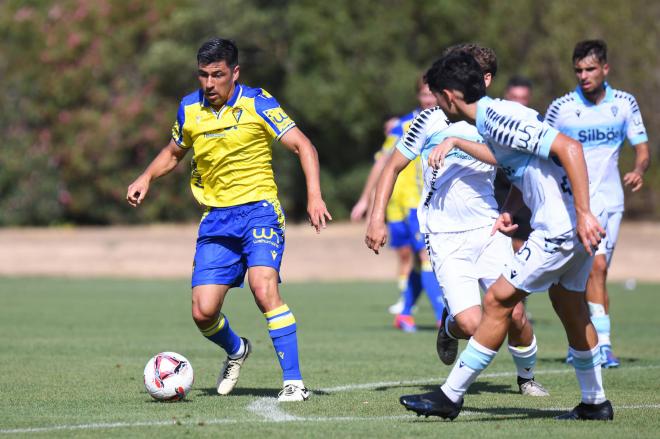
[201,82,243,108]
[574,81,613,106]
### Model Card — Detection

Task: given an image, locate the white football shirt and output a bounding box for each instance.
[476,96,605,236]
[545,83,648,213]
[396,107,499,233]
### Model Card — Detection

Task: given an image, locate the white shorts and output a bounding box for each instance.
[595,211,622,266]
[503,228,595,293]
[426,226,513,317]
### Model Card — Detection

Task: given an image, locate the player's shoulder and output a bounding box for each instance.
[549,90,578,108]
[410,106,450,133]
[610,87,639,109]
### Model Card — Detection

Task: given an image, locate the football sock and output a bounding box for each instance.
[588,302,612,346]
[401,270,422,316]
[441,337,497,403]
[265,304,302,381]
[200,313,242,356]
[421,261,445,321]
[508,335,537,380]
[445,316,459,339]
[570,346,606,404]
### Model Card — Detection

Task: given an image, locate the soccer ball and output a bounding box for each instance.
[143,352,194,401]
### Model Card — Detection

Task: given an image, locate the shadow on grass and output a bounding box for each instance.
[372,381,516,396]
[407,405,565,423]
[546,356,639,365]
[197,387,330,397]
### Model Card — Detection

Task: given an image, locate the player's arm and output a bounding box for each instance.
[492,185,523,236]
[126,139,188,207]
[350,153,388,221]
[427,136,497,169]
[365,150,411,254]
[549,133,605,254]
[623,142,650,192]
[279,127,332,232]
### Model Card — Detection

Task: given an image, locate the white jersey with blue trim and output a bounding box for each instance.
[545,83,648,213]
[476,96,603,237]
[396,106,498,233]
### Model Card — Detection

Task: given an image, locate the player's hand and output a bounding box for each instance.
[365,219,387,254]
[623,170,644,192]
[307,196,332,233]
[576,211,606,256]
[492,212,519,236]
[126,174,151,207]
[350,198,369,222]
[428,137,456,169]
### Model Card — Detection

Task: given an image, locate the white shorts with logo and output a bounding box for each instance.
[426,226,513,317]
[504,227,596,293]
[595,211,622,266]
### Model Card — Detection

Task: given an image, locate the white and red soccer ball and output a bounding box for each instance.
[143,352,194,401]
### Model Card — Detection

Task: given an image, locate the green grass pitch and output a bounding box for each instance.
[1,277,659,438]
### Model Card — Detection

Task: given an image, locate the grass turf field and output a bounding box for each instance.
[1,277,659,438]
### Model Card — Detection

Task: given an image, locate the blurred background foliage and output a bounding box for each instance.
[1,0,658,225]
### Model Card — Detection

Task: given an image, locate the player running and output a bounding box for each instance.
[126,38,331,402]
[396,51,612,421]
[353,79,445,332]
[545,39,650,368]
[367,44,547,397]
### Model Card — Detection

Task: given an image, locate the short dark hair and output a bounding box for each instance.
[572,39,607,64]
[197,38,239,67]
[442,43,498,78]
[506,75,533,90]
[424,52,486,104]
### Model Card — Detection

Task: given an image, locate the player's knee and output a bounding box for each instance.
[456,315,480,335]
[591,255,608,277]
[191,304,215,327]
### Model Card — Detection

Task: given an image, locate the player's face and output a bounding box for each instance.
[417,84,438,110]
[504,86,532,106]
[198,61,240,107]
[574,55,609,95]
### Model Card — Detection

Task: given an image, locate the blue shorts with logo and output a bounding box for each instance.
[387,208,425,253]
[192,200,285,288]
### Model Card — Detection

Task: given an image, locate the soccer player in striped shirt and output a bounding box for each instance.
[127,38,331,402]
[545,40,650,368]
[397,51,612,421]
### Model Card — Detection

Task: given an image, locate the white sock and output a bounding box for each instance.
[441,338,497,403]
[508,335,537,380]
[570,346,607,404]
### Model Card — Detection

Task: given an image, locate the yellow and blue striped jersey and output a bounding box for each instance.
[172,83,296,207]
[377,110,422,222]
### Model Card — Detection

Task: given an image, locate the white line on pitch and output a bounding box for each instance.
[318,364,660,393]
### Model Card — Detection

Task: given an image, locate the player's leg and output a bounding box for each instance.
[549,283,612,420]
[400,276,526,419]
[480,231,547,396]
[244,200,308,401]
[586,211,622,368]
[389,220,421,331]
[192,208,252,395]
[552,231,613,421]
[427,230,480,364]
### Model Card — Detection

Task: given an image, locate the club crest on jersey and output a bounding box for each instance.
[610,106,618,117]
[232,108,243,123]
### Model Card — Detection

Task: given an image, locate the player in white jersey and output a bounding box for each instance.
[545,40,650,368]
[396,52,612,421]
[386,44,547,396]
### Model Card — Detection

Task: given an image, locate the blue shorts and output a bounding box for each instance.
[387,209,424,253]
[192,200,285,288]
